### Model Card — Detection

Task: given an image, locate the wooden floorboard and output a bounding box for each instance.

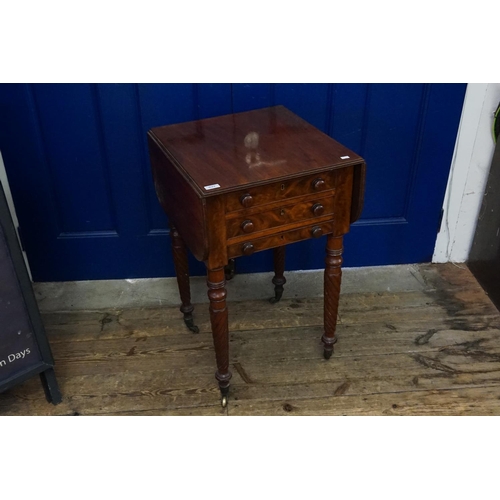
[2,263,500,416]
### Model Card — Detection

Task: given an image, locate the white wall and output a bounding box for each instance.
[433,83,500,263]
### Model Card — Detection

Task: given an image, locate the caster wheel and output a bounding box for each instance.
[183,315,199,334]
[323,349,333,360]
[269,286,283,304]
[221,396,228,408]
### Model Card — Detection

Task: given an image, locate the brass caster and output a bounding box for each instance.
[323,349,333,360]
[221,396,228,408]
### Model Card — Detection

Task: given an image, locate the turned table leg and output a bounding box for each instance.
[170,224,199,333]
[322,235,343,359]
[207,267,232,407]
[269,245,286,304]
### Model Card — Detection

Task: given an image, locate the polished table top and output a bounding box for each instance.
[148,105,363,196]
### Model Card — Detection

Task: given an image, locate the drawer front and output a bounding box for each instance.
[226,194,335,239]
[225,170,337,213]
[227,220,334,259]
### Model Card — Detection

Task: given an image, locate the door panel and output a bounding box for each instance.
[360,84,424,219]
[0,83,466,281]
[33,85,117,234]
[273,83,331,131]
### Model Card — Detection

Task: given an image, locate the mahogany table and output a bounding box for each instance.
[148,106,366,407]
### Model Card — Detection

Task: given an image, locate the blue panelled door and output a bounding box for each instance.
[0,84,466,281]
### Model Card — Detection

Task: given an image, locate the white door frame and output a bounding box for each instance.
[433,83,500,263]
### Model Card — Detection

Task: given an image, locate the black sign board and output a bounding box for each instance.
[0,181,61,404]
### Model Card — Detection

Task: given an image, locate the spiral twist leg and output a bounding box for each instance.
[207,267,232,405]
[322,235,343,359]
[269,246,287,304]
[170,224,199,333]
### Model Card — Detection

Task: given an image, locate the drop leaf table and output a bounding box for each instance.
[148,106,366,407]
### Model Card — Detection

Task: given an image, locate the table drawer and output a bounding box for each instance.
[227,220,334,259]
[225,170,337,212]
[226,194,335,239]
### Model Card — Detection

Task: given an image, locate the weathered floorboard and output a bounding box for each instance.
[1,264,500,416]
[229,386,500,416]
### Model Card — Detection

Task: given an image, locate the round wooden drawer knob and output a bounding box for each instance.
[241,220,254,233]
[240,193,254,208]
[311,226,323,238]
[312,178,326,190]
[242,242,255,255]
[312,203,324,216]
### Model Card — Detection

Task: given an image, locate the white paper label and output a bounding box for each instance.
[340,156,350,160]
[204,184,221,190]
